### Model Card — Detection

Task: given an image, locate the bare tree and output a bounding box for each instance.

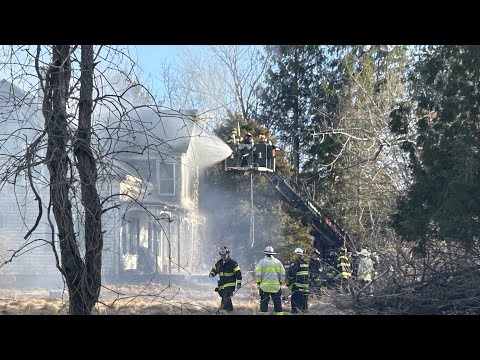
[0,45,196,314]
[306,46,413,249]
[156,45,270,128]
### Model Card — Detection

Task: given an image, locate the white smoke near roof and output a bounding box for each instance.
[93,72,232,169]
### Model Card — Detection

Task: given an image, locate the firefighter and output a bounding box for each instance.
[287,247,310,314]
[371,250,380,279]
[309,248,322,292]
[209,246,242,314]
[258,134,272,146]
[357,248,374,292]
[226,128,242,164]
[324,249,338,288]
[240,133,255,166]
[226,128,241,146]
[255,246,285,315]
[336,245,352,293]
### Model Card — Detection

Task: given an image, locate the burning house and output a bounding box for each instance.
[0,78,230,287]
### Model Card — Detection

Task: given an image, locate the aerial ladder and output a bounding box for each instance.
[225,142,355,256]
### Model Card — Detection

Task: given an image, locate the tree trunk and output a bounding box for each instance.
[74,45,103,313]
[43,45,102,314]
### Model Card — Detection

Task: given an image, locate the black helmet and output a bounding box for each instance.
[219,246,230,255]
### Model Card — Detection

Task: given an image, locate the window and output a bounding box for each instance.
[122,216,140,254]
[157,162,175,195]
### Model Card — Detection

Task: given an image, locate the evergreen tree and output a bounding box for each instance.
[256,45,335,182]
[390,45,480,251]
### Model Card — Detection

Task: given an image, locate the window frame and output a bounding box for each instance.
[157,161,175,195]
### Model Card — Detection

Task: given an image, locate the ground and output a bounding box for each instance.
[0,276,352,315]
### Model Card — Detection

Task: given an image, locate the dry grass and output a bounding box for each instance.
[0,281,350,315]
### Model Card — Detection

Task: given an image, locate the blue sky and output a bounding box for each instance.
[0,46,206,99]
[128,45,207,96]
[130,45,180,76]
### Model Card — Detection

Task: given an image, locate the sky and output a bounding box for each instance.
[128,45,206,96]
[130,45,180,76]
[0,45,207,100]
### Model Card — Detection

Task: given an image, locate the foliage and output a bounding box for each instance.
[256,45,409,252]
[256,45,338,179]
[390,45,480,251]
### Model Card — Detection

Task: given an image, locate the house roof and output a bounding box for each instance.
[0,79,42,148]
[0,79,27,98]
[0,79,232,167]
[0,79,40,124]
[98,107,222,156]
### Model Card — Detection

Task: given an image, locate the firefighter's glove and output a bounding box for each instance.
[237,284,242,290]
[214,287,219,293]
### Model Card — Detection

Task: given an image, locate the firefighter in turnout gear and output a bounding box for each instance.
[239,133,255,166]
[209,247,242,314]
[357,249,374,292]
[226,129,242,165]
[324,249,338,288]
[255,246,286,315]
[287,248,310,313]
[227,128,242,145]
[309,248,322,293]
[371,250,380,279]
[336,245,352,292]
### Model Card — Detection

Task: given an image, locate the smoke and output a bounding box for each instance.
[90,69,233,169]
[189,125,232,169]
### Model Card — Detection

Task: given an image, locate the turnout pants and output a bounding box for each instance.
[259,289,283,314]
[291,288,308,313]
[219,288,235,312]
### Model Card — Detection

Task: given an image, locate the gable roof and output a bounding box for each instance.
[100,106,232,169]
[0,79,232,167]
[98,107,219,156]
[0,79,40,125]
[0,79,42,151]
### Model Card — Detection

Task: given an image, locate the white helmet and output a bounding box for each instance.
[294,247,304,255]
[359,249,370,257]
[264,246,277,255]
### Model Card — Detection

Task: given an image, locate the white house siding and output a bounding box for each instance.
[0,183,61,287]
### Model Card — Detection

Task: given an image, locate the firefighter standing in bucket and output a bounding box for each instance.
[226,128,242,164]
[240,133,255,166]
[287,247,310,313]
[209,246,242,314]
